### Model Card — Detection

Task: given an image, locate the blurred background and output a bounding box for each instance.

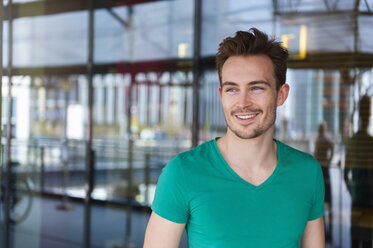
[0,0,373,247]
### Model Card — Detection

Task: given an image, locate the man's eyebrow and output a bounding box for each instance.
[221,81,271,87]
[221,81,238,87]
[248,81,271,87]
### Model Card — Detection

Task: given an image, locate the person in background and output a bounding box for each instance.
[344,95,373,248]
[314,122,334,242]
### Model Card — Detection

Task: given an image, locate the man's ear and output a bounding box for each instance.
[219,86,222,99]
[277,83,290,106]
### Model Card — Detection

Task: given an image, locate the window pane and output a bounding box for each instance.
[13,12,88,66]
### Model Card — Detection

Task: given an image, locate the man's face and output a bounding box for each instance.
[219,55,289,140]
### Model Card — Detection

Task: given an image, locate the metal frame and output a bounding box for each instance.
[273,0,372,15]
[83,0,95,247]
[0,0,4,244]
[3,0,14,247]
[10,59,197,76]
[7,53,373,78]
[354,0,360,52]
[0,0,3,140]
[192,0,202,148]
[123,7,135,248]
[2,0,159,20]
[274,9,373,16]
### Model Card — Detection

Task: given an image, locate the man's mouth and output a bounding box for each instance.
[235,113,259,120]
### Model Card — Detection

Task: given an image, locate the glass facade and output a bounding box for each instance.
[0,0,373,247]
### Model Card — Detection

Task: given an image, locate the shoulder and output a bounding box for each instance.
[277,141,324,198]
[163,140,214,174]
[279,140,317,164]
[278,140,321,174]
[179,139,214,159]
[347,132,373,149]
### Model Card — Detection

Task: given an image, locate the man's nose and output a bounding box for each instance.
[237,91,253,108]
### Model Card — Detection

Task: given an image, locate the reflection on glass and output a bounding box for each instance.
[89,71,193,205]
[344,95,373,248]
[1,0,373,247]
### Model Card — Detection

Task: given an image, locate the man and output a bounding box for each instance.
[314,122,334,241]
[344,95,373,248]
[144,28,325,248]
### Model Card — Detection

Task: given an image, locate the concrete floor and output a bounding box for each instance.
[1,196,188,248]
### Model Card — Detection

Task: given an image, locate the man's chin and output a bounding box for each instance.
[228,128,262,140]
[235,133,262,140]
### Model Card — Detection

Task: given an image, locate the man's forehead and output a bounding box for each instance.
[223,54,272,64]
[221,55,276,86]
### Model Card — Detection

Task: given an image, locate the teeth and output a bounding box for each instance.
[237,114,256,119]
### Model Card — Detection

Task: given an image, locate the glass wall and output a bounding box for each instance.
[1,0,373,247]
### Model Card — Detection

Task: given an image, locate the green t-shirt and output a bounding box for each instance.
[151,139,325,248]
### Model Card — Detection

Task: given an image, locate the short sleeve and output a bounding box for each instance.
[309,162,325,220]
[151,156,190,224]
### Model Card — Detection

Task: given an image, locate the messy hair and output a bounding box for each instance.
[216,28,289,89]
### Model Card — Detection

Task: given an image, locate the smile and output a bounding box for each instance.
[235,113,258,120]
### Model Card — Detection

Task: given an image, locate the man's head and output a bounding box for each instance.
[359,95,371,130]
[217,28,290,140]
[318,122,327,136]
[216,28,288,90]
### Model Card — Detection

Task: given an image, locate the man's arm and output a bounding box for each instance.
[143,211,186,248]
[301,217,325,248]
[344,149,352,193]
[327,141,334,165]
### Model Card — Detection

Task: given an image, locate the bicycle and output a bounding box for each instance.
[0,161,34,224]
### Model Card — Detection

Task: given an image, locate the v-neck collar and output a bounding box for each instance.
[212,137,282,192]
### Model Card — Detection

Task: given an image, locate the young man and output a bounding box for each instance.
[144,28,325,248]
[344,95,373,248]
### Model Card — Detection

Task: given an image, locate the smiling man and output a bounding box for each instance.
[144,28,325,248]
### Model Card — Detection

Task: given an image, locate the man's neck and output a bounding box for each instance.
[217,128,277,172]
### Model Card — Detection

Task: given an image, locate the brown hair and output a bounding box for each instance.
[216,28,289,89]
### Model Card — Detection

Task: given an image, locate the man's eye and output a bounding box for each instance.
[226,88,237,92]
[251,87,264,91]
